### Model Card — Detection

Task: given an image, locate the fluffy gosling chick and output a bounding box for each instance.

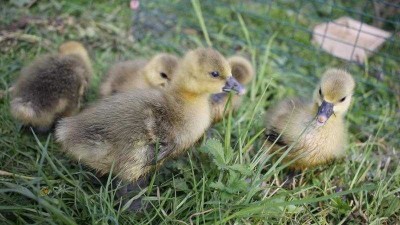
[211,55,254,123]
[10,41,92,131]
[100,53,178,96]
[265,69,355,170]
[56,48,244,192]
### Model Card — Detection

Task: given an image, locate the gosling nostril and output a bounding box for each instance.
[317,115,328,126]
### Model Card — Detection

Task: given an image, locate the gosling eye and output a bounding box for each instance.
[160,72,168,79]
[319,88,322,96]
[210,71,220,78]
[339,96,346,102]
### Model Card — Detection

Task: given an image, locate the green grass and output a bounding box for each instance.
[1,0,399,224]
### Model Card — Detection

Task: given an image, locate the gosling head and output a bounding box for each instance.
[58,41,91,79]
[313,69,355,126]
[228,56,254,85]
[143,53,179,87]
[175,48,245,95]
[59,41,88,57]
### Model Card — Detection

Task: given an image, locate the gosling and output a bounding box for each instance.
[265,68,355,170]
[211,55,254,123]
[56,48,244,210]
[100,53,178,96]
[10,41,92,132]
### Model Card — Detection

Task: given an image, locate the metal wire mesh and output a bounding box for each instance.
[132,0,399,88]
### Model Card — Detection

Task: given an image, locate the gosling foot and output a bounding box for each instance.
[282,170,301,188]
[113,175,150,212]
[35,126,52,133]
[20,125,52,135]
[88,171,109,187]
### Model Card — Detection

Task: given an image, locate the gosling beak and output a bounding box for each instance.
[316,101,334,126]
[222,76,245,95]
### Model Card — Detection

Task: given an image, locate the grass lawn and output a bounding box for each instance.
[0,0,399,224]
